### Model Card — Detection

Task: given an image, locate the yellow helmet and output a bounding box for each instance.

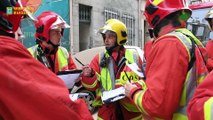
[99,19,128,45]
[205,7,213,30]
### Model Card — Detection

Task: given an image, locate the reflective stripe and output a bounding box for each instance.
[92,89,103,107]
[28,45,39,59]
[197,72,208,84]
[204,97,213,120]
[100,52,115,90]
[153,0,164,6]
[134,89,152,120]
[175,28,204,46]
[115,79,122,86]
[173,113,188,120]
[120,100,140,112]
[57,47,69,71]
[135,90,146,114]
[167,31,192,62]
[130,114,143,120]
[97,116,104,120]
[137,80,147,89]
[81,80,98,89]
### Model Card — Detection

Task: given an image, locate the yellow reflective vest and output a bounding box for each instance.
[28,45,69,72]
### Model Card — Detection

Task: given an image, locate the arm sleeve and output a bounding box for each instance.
[188,72,213,120]
[81,54,101,91]
[68,55,77,69]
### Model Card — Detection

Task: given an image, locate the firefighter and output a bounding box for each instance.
[124,0,208,119]
[187,7,213,120]
[187,68,213,120]
[28,11,77,74]
[0,0,93,119]
[205,7,213,72]
[81,19,144,120]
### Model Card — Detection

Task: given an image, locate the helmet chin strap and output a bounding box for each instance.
[105,43,119,56]
[41,40,59,54]
[47,40,60,48]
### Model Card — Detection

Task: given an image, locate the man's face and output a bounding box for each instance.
[103,31,117,48]
[49,28,62,45]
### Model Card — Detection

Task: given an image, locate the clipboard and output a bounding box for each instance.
[57,70,82,75]
[57,70,82,89]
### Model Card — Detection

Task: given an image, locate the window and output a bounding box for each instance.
[79,4,92,23]
[104,8,135,46]
[122,14,135,45]
[104,8,119,21]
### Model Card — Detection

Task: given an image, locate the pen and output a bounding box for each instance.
[75,57,85,66]
[124,71,131,82]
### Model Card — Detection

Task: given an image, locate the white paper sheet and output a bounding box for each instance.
[57,70,82,89]
[127,63,144,78]
[101,87,125,104]
[69,93,89,101]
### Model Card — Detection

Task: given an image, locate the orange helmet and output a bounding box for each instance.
[35,11,69,42]
[0,0,28,33]
[144,0,192,28]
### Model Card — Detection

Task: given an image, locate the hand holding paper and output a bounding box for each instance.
[57,70,82,89]
[127,63,144,78]
[101,87,125,104]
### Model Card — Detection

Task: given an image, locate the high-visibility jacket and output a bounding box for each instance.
[187,71,213,120]
[81,48,144,120]
[0,36,93,120]
[206,40,213,71]
[129,28,208,120]
[28,45,76,73]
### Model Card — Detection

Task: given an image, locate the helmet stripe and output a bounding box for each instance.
[153,0,164,6]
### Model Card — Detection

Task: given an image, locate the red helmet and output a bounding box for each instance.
[144,0,192,28]
[0,0,28,33]
[35,11,70,42]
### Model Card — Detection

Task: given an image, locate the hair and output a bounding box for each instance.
[0,29,15,38]
[153,11,183,37]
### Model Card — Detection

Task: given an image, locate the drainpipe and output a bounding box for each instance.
[69,0,74,54]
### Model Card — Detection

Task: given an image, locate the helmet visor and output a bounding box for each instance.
[50,16,70,29]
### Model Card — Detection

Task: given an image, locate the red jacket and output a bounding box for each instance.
[81,47,143,120]
[187,71,213,120]
[130,29,190,119]
[206,40,213,71]
[0,36,93,120]
[144,40,153,59]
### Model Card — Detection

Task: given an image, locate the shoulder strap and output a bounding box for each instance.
[181,33,196,71]
[170,31,196,71]
[36,45,51,68]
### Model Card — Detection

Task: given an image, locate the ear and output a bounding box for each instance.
[179,10,190,21]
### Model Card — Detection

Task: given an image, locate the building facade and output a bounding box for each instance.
[69,0,213,54]
[70,0,148,54]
